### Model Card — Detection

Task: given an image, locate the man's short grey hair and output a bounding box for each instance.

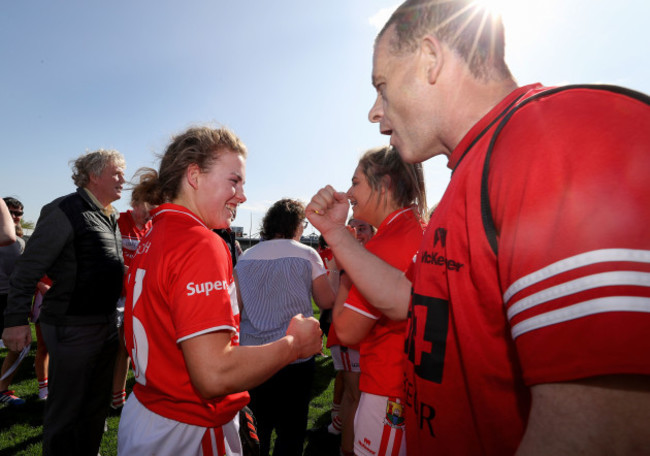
[379,0,512,81]
[70,149,126,188]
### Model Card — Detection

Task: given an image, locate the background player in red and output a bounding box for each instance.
[118,126,323,456]
[111,184,156,410]
[324,217,375,456]
[332,146,426,456]
[307,0,650,454]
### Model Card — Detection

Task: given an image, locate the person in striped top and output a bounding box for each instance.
[234,198,337,456]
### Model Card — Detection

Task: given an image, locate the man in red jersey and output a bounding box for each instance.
[307,0,650,454]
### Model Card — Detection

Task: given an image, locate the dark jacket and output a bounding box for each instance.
[214,228,237,267]
[5,188,124,326]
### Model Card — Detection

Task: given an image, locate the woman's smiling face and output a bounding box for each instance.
[193,150,247,229]
[346,165,375,225]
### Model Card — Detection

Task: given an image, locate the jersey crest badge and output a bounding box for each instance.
[385,399,405,428]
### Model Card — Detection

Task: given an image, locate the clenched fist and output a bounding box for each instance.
[285,314,323,360]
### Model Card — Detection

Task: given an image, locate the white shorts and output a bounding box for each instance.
[118,394,243,456]
[330,345,360,372]
[354,392,406,456]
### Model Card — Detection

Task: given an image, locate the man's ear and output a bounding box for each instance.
[186,163,201,190]
[421,34,444,84]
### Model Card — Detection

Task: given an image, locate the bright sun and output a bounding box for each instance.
[472,0,520,19]
[470,0,558,59]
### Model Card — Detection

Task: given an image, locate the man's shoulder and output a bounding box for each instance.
[32,192,78,229]
[491,84,650,162]
[43,190,87,215]
[514,84,650,122]
[43,191,78,209]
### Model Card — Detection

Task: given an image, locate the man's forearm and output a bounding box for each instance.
[517,376,650,455]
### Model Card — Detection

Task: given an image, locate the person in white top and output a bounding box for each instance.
[235,198,336,456]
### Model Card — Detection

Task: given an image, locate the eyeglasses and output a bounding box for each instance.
[303,220,309,229]
[9,210,23,217]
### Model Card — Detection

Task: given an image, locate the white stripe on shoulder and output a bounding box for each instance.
[507,271,650,320]
[504,249,650,303]
[154,208,208,229]
[386,207,412,226]
[176,325,235,343]
[510,296,650,340]
[343,303,380,320]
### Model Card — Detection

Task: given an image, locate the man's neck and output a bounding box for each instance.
[83,187,114,217]
[447,77,519,152]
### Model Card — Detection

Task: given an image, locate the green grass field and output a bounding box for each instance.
[0,317,340,455]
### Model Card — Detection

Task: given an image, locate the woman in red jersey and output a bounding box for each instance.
[333,146,427,456]
[118,126,322,456]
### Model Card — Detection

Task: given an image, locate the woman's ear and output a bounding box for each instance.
[380,175,392,194]
[186,163,201,190]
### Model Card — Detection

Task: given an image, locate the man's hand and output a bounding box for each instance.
[306,185,350,238]
[2,325,32,352]
[286,314,323,360]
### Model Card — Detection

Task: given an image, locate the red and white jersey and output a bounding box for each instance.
[405,84,650,454]
[124,203,249,428]
[118,210,152,269]
[345,207,424,398]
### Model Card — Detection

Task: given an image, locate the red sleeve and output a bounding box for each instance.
[490,88,650,385]
[344,282,381,319]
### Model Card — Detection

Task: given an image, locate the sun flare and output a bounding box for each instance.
[472,0,519,19]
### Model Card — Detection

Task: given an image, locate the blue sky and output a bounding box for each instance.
[2,0,648,237]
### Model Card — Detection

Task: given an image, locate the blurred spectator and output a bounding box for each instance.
[215,205,240,267]
[0,197,26,406]
[32,276,52,400]
[0,199,16,246]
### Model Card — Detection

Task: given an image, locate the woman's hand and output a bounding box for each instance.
[286,314,323,360]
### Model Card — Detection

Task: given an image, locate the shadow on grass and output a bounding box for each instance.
[0,350,45,430]
[0,398,45,429]
[310,355,334,400]
[304,427,341,456]
[0,434,41,456]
